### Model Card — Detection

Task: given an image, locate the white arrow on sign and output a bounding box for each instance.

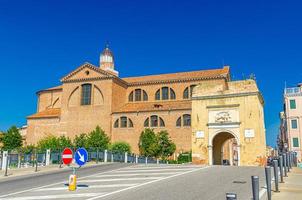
[77,151,85,162]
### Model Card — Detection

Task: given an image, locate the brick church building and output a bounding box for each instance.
[26,46,230,154]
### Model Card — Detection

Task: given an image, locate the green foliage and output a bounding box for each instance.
[2,126,23,151]
[58,135,72,149]
[37,135,59,150]
[177,151,192,163]
[139,129,176,158]
[73,133,88,148]
[22,144,35,154]
[157,130,176,159]
[139,128,159,157]
[110,141,131,154]
[86,126,110,150]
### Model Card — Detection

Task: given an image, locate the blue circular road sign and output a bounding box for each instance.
[75,148,88,166]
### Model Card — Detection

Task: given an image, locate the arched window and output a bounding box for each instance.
[176,117,181,127]
[129,89,148,102]
[183,85,197,99]
[114,119,119,128]
[176,114,191,127]
[129,91,134,102]
[121,116,128,128]
[155,87,176,100]
[128,118,133,127]
[143,90,148,101]
[144,115,165,127]
[113,117,134,128]
[183,114,191,126]
[81,84,92,105]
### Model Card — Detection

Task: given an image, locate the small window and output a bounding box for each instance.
[143,91,148,101]
[128,119,133,127]
[183,85,197,99]
[162,87,169,100]
[144,118,149,127]
[293,137,299,147]
[114,119,119,128]
[151,115,158,127]
[170,88,176,99]
[176,117,181,127]
[190,85,196,97]
[135,89,141,101]
[129,91,133,102]
[159,117,165,127]
[120,117,127,128]
[291,119,298,129]
[290,99,296,109]
[183,114,191,126]
[155,89,160,100]
[183,87,189,99]
[81,84,92,105]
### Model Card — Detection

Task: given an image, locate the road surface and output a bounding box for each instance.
[0,164,266,200]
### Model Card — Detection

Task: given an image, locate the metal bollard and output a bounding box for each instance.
[251,176,259,200]
[278,156,284,183]
[96,148,99,164]
[287,152,291,170]
[272,160,279,192]
[226,193,237,200]
[265,166,272,200]
[283,153,287,177]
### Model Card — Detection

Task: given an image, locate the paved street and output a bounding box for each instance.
[0,164,266,200]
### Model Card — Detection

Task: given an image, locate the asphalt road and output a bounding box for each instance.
[0,164,267,200]
[0,163,130,196]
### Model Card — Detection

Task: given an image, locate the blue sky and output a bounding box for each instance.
[0,0,301,147]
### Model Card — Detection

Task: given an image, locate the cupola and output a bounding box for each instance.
[99,44,119,76]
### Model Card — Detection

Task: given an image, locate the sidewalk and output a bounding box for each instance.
[0,162,112,181]
[272,167,302,199]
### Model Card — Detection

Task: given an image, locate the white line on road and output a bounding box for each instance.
[86,166,210,200]
[116,168,197,173]
[80,177,161,182]
[2,193,105,200]
[34,184,138,191]
[0,166,129,198]
[95,172,177,177]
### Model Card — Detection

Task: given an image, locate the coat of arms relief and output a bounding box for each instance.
[215,111,232,123]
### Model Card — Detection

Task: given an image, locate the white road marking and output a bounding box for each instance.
[2,193,105,200]
[34,184,138,191]
[95,172,176,177]
[0,165,127,198]
[116,168,195,173]
[80,177,161,182]
[86,166,210,200]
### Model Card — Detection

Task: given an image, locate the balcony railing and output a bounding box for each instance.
[285,87,302,95]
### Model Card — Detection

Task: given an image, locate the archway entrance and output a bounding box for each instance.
[212,132,238,165]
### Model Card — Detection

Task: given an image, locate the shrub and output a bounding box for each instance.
[37,135,59,150]
[110,141,131,154]
[73,133,88,149]
[139,128,159,157]
[177,151,192,163]
[157,130,176,159]
[86,126,110,150]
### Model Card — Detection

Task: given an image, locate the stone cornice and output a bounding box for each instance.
[206,104,240,109]
[193,91,264,105]
[126,76,227,87]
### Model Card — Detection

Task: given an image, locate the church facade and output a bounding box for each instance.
[26,46,229,154]
[25,46,266,166]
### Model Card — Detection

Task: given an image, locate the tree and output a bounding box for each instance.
[87,126,110,150]
[57,135,72,149]
[110,141,131,154]
[37,135,59,150]
[73,133,88,148]
[157,130,176,159]
[139,128,159,157]
[2,126,23,151]
[22,144,35,154]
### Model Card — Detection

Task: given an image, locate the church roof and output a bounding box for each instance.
[37,85,62,94]
[27,108,61,119]
[122,66,229,85]
[112,100,191,113]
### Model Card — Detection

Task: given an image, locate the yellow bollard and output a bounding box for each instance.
[68,174,77,191]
